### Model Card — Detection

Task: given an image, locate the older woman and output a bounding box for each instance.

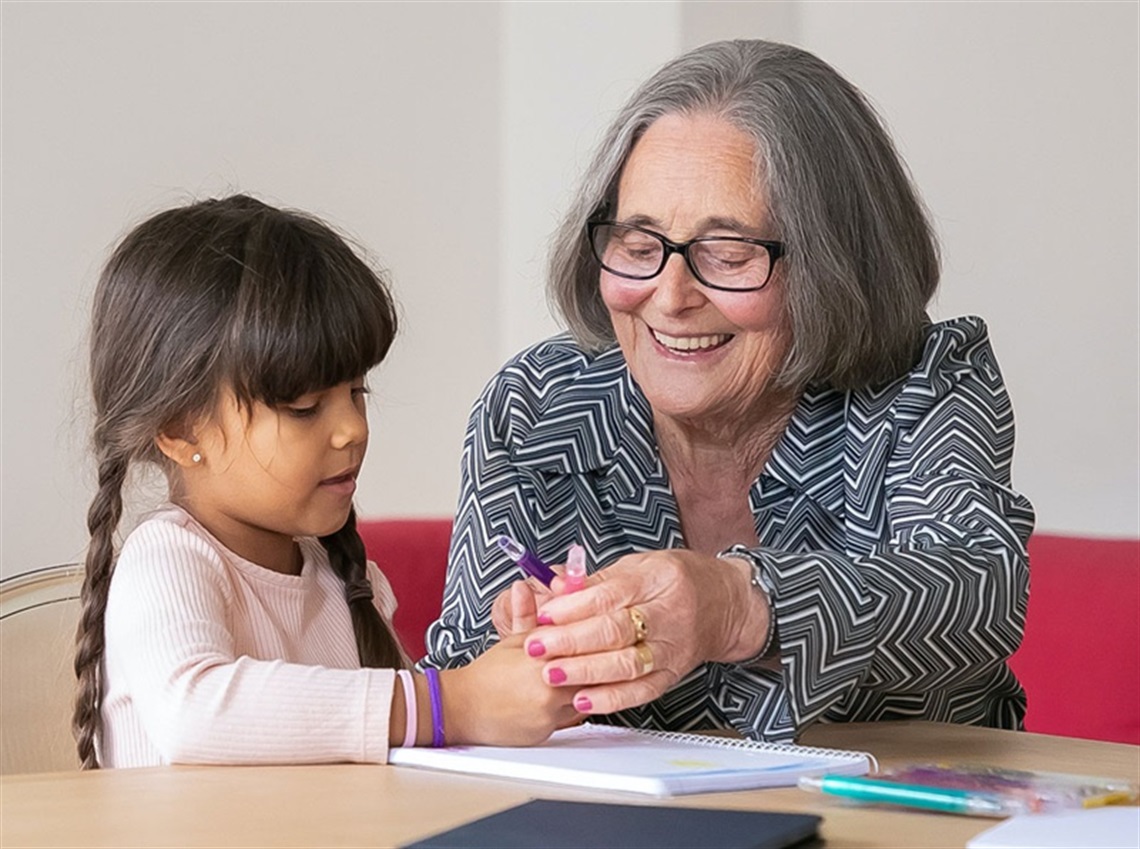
[423,39,1034,742]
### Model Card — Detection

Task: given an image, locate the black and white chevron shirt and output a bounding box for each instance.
[423,315,1034,742]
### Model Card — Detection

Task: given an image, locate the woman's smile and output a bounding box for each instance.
[649,327,735,356]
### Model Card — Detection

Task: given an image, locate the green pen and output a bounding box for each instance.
[798,775,1018,817]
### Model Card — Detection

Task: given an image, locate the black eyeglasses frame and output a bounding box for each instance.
[587,220,785,293]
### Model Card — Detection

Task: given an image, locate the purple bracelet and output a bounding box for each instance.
[425,667,445,748]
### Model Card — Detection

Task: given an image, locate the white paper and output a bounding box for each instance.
[967,807,1140,849]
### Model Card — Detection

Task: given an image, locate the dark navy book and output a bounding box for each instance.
[404,799,822,849]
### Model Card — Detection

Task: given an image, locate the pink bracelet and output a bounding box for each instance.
[396,670,417,748]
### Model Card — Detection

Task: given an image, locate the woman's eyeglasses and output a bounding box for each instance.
[587,221,784,292]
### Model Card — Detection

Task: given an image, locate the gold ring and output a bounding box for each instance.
[633,642,655,676]
[628,606,649,643]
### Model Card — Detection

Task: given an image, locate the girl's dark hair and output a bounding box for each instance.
[74,194,403,769]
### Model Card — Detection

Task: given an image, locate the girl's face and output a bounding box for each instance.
[179,379,370,573]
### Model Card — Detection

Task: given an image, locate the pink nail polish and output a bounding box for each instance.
[527,640,546,657]
[548,667,567,684]
[574,695,593,712]
[536,613,554,626]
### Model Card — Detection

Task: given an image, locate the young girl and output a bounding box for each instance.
[73,194,578,769]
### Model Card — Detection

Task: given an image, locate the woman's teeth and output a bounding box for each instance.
[651,330,733,352]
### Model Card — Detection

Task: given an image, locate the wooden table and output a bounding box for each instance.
[2,722,1137,847]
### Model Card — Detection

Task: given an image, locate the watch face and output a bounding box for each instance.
[750,562,773,597]
[717,548,773,596]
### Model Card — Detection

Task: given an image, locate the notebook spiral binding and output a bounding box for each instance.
[630,726,880,772]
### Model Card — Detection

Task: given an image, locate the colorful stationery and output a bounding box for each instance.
[801,763,1138,817]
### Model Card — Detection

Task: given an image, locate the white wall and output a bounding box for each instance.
[2,2,1136,578]
[2,2,505,574]
[797,2,1139,537]
[499,4,682,361]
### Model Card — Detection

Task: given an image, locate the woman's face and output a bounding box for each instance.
[601,112,791,429]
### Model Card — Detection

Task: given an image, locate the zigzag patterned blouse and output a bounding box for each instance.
[423,316,1035,742]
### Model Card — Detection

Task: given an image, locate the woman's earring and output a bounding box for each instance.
[191,453,202,464]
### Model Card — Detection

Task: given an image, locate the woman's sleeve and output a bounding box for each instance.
[724,320,1034,734]
[421,389,531,668]
[104,523,394,765]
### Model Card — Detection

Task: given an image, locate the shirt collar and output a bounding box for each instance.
[513,348,848,511]
[511,346,663,503]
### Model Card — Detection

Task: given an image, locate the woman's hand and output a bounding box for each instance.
[525,549,772,716]
[441,633,582,746]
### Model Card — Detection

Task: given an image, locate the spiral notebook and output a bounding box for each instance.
[389,723,874,797]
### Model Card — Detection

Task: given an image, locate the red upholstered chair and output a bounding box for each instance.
[1009,534,1140,744]
[357,518,452,661]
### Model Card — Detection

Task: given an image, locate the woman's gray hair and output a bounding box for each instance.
[548,39,940,391]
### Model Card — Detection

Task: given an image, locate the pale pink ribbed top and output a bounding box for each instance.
[99,505,399,768]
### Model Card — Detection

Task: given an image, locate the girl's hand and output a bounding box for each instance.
[491,580,553,637]
[441,633,582,746]
[524,549,772,716]
[492,549,590,637]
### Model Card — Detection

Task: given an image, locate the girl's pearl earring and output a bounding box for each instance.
[192,453,202,464]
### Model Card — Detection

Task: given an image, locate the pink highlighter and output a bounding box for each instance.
[564,544,587,594]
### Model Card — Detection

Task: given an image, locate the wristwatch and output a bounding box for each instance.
[717,545,778,666]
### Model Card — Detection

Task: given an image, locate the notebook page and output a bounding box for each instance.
[389,723,872,797]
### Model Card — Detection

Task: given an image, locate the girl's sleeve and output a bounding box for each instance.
[721,318,1034,735]
[104,524,394,765]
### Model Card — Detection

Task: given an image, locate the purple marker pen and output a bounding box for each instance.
[496,534,557,586]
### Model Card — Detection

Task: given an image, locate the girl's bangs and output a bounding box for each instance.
[226,218,397,406]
